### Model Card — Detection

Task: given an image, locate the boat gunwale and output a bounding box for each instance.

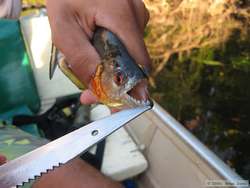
[152,102,243,184]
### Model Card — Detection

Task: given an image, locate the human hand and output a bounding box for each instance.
[33,158,123,188]
[46,0,151,106]
[0,155,122,188]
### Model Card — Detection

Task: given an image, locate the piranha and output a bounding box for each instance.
[50,27,152,109]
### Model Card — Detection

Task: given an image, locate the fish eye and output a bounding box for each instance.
[114,70,127,86]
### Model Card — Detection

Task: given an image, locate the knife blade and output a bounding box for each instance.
[0,106,151,188]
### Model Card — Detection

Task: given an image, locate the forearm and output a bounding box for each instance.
[0,0,22,19]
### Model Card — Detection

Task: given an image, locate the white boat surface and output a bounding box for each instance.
[126,102,244,188]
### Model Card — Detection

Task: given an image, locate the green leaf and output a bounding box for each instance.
[3,139,15,145]
[15,139,31,145]
[202,60,223,66]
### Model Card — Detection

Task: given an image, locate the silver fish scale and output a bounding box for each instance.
[0,106,151,188]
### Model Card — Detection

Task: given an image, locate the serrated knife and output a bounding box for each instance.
[0,106,151,188]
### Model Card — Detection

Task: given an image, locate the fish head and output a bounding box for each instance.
[90,28,152,108]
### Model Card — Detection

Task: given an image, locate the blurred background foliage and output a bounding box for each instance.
[22,0,45,7]
[144,0,250,179]
[21,0,250,179]
[21,0,45,16]
[144,0,250,83]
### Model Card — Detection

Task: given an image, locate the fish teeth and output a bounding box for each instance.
[142,100,150,106]
[127,95,140,105]
[145,100,151,105]
[136,99,141,104]
[142,100,147,106]
[128,95,151,106]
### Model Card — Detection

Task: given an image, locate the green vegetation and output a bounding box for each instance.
[22,0,45,6]
[150,31,250,178]
[146,0,250,179]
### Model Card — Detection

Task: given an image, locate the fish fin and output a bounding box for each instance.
[58,60,86,90]
[49,44,58,79]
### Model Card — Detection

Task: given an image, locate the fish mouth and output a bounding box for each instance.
[123,79,152,106]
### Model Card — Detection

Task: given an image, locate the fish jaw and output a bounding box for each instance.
[123,93,152,107]
[90,27,151,109]
[120,78,152,108]
[90,64,151,108]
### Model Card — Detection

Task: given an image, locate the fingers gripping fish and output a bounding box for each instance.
[50,27,152,108]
